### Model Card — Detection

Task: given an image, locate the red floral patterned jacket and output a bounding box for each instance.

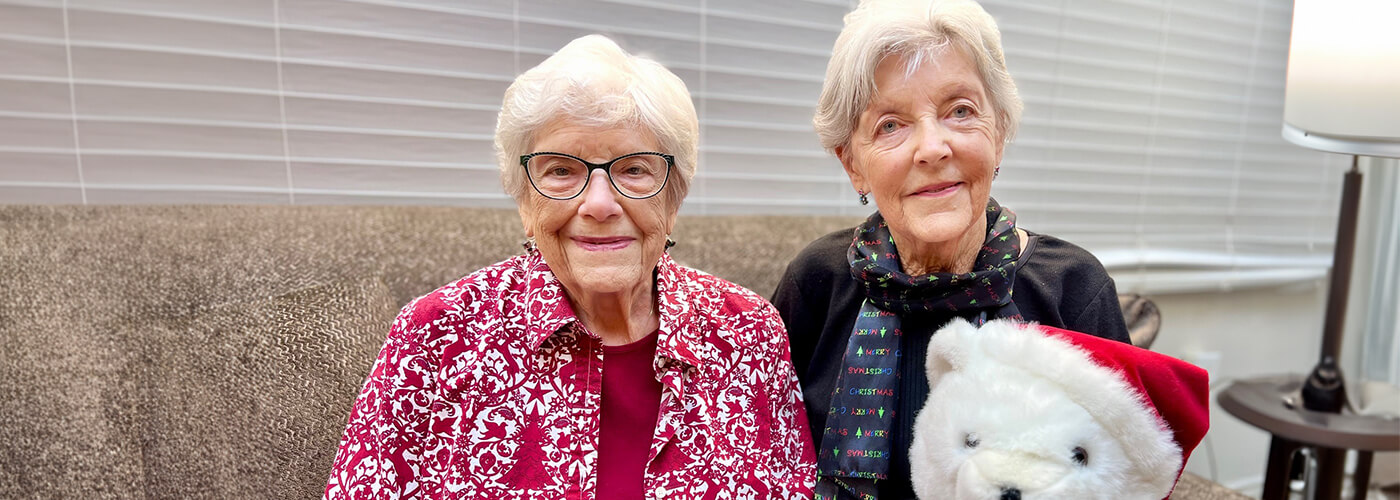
[324,252,817,499]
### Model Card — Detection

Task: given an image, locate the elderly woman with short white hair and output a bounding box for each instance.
[325,34,815,499]
[771,1,1130,498]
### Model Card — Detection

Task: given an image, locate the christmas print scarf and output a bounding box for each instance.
[816,198,1025,499]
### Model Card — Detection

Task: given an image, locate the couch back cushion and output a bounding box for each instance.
[0,205,857,498]
[0,275,398,499]
[147,280,400,498]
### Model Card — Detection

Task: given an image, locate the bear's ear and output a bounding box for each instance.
[926,317,979,387]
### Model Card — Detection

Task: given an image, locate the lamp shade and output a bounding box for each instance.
[1282,0,1400,158]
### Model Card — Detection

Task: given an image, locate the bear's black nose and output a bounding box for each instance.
[999,487,1021,500]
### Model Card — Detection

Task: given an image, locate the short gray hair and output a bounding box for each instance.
[814,0,1023,153]
[495,34,698,205]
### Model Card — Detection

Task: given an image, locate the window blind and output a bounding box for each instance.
[978,0,1347,291]
[0,0,1345,290]
[0,0,850,209]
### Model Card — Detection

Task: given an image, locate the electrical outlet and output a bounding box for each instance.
[1188,351,1222,384]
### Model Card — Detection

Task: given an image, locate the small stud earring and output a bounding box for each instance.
[521,237,537,253]
[993,166,1001,180]
[857,190,870,205]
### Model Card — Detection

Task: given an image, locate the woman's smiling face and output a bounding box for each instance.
[518,119,678,297]
[839,48,1003,265]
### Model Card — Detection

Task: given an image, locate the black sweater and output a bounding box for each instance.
[772,226,1131,500]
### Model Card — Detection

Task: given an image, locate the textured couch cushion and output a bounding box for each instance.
[138,279,397,499]
[0,277,397,499]
[0,205,851,499]
[0,205,1248,499]
[0,205,857,305]
[0,205,524,309]
[1176,472,1252,499]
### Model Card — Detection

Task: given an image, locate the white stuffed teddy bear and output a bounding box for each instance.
[910,318,1209,500]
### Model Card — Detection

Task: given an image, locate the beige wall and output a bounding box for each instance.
[1147,283,1331,493]
[1149,279,1398,496]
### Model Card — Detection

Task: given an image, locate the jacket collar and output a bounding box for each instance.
[521,252,704,369]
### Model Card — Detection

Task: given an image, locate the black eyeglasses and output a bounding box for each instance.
[519,152,674,200]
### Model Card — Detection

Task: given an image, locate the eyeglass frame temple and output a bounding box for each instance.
[518,151,674,200]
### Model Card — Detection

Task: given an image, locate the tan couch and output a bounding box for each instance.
[0,205,1247,499]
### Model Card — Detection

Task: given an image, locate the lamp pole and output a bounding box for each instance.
[1301,156,1362,414]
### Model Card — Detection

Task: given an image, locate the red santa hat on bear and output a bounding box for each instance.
[910,318,1210,500]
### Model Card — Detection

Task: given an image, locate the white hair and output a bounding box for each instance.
[494,34,698,205]
[814,0,1023,154]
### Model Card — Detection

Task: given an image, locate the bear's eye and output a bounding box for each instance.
[1071,446,1089,466]
[964,433,980,448]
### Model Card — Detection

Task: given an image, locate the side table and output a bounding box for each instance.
[1218,374,1400,500]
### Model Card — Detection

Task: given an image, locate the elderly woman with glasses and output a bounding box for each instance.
[771,1,1131,498]
[324,35,815,499]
